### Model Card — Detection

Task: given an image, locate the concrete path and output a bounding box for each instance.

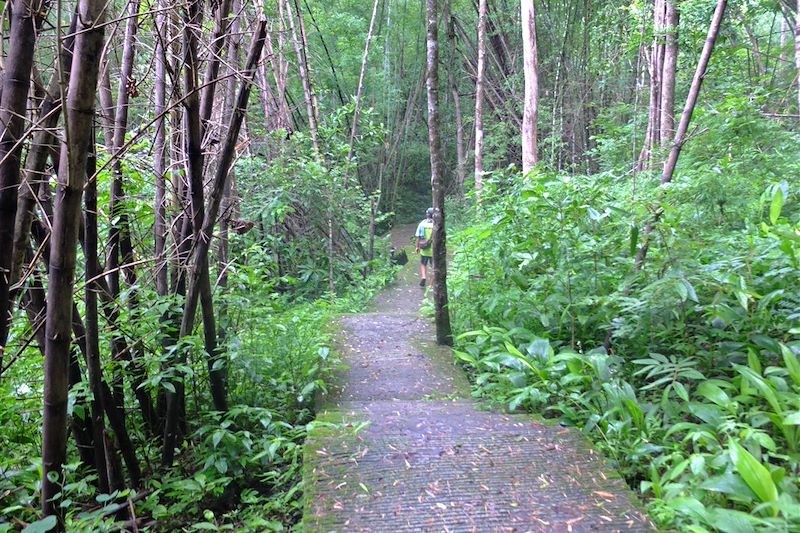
[302,226,652,532]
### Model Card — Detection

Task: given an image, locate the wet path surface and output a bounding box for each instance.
[302,225,652,532]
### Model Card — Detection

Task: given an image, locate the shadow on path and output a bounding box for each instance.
[302,225,653,532]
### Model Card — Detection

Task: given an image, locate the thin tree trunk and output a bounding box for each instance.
[10,12,77,308]
[284,0,319,153]
[445,4,465,195]
[154,0,169,297]
[293,0,320,125]
[425,0,453,346]
[635,0,727,271]
[521,0,539,173]
[108,0,140,300]
[303,0,347,107]
[662,0,727,185]
[164,0,206,467]
[199,0,234,133]
[0,0,49,369]
[641,0,665,168]
[795,0,800,111]
[42,0,107,517]
[659,1,679,148]
[348,0,381,161]
[99,70,116,151]
[83,137,110,495]
[178,19,268,411]
[474,0,487,197]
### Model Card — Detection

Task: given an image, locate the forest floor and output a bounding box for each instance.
[301,225,653,532]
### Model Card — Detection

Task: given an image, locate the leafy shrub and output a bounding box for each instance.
[449,170,800,531]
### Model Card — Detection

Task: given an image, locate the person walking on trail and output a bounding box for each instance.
[415,208,435,287]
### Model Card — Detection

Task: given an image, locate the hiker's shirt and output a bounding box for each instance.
[416,219,434,257]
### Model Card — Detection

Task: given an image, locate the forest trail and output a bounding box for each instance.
[302,225,653,532]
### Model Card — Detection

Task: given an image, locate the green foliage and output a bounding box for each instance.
[449,169,800,531]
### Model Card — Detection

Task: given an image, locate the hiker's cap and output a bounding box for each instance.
[426,207,434,217]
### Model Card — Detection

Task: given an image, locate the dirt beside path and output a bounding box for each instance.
[302,224,653,532]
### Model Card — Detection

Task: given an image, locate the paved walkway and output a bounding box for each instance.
[302,226,652,532]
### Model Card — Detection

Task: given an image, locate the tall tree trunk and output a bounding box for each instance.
[795,0,800,111]
[662,0,727,185]
[10,11,77,317]
[154,0,169,297]
[293,0,320,125]
[0,0,48,370]
[108,0,140,300]
[640,0,665,168]
[635,0,728,271]
[178,18,268,415]
[284,0,319,153]
[199,0,234,133]
[42,0,107,518]
[425,0,453,346]
[348,0,381,161]
[445,4,465,195]
[83,137,110,495]
[521,0,539,174]
[474,0,487,197]
[659,1,679,148]
[164,0,206,467]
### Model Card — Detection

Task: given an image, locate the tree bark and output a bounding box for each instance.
[425,0,453,346]
[42,0,107,518]
[293,0,320,125]
[154,0,169,297]
[164,0,206,467]
[659,1,678,148]
[84,139,111,495]
[521,0,539,173]
[795,0,800,111]
[474,0,487,197]
[179,18,268,401]
[445,4,465,195]
[661,0,727,185]
[635,0,727,272]
[284,0,319,153]
[0,0,49,370]
[10,11,77,312]
[199,0,234,134]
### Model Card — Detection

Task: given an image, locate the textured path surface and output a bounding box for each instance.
[302,226,652,532]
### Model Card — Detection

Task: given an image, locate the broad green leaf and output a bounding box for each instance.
[729,440,778,509]
[456,330,486,340]
[503,342,535,371]
[770,187,783,224]
[709,508,760,533]
[453,350,478,365]
[700,473,755,501]
[783,412,800,425]
[673,382,689,402]
[696,381,730,407]
[681,279,699,303]
[22,516,58,533]
[735,290,749,311]
[527,338,553,361]
[781,345,800,387]
[734,365,783,416]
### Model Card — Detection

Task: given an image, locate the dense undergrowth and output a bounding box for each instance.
[448,114,800,531]
[0,116,397,532]
[1,250,395,532]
